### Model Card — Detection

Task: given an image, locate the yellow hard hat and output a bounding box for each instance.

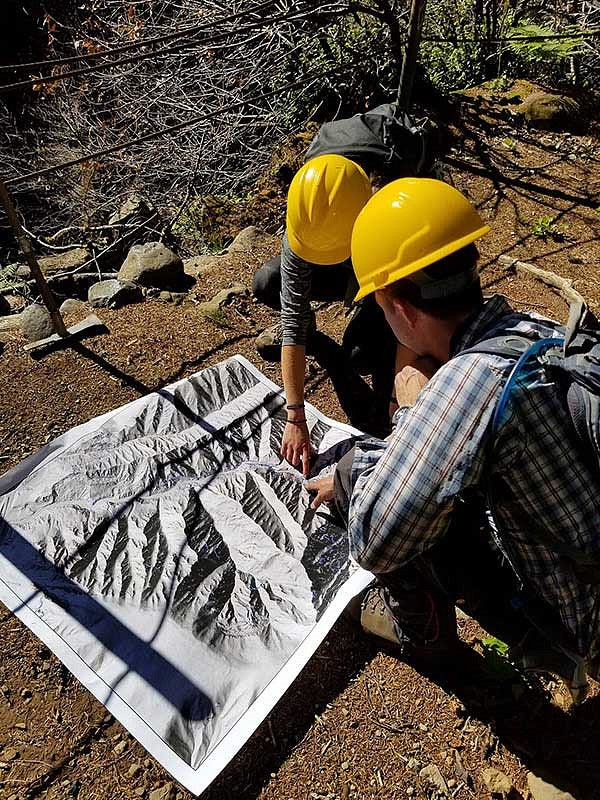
[351,178,490,301]
[286,154,372,265]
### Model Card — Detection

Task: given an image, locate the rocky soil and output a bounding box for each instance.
[0,80,599,800]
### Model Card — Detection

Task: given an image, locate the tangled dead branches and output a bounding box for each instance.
[0,0,406,256]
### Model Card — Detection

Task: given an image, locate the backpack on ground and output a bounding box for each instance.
[304,103,433,179]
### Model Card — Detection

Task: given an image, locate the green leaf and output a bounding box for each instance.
[507,22,585,61]
[481,635,509,655]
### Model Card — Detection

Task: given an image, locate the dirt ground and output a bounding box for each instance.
[0,81,599,800]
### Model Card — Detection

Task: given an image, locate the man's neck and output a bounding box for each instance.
[423,310,476,364]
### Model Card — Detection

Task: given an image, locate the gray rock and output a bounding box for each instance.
[0,295,10,315]
[453,749,470,786]
[118,242,185,289]
[15,265,31,279]
[197,283,247,325]
[38,248,90,276]
[209,284,247,305]
[88,279,143,309]
[50,271,119,300]
[419,764,448,795]
[149,783,175,800]
[527,772,577,800]
[59,298,85,315]
[227,226,274,253]
[0,313,22,332]
[518,93,581,130]
[158,290,187,305]
[483,767,512,796]
[21,304,54,342]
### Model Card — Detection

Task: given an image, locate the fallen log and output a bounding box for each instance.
[498,255,586,306]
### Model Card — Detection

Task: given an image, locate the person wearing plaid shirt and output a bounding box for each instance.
[307,178,600,703]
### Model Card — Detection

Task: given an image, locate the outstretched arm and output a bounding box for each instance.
[281,344,311,476]
[279,234,314,476]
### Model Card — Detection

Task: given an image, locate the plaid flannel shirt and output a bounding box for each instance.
[348,294,600,655]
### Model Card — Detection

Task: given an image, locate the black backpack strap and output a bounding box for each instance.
[562,299,600,352]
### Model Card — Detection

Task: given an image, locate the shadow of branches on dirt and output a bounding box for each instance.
[414,644,599,799]
[201,614,600,800]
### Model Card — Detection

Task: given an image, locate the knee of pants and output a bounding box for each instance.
[343,299,396,356]
[252,256,282,309]
[332,446,356,523]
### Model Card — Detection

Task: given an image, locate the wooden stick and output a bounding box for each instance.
[397,0,428,111]
[0,179,68,336]
[498,254,586,306]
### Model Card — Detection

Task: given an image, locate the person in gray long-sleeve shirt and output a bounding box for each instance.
[255,234,352,347]
[253,205,401,476]
[252,105,436,473]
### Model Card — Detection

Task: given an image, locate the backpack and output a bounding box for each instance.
[466,300,600,477]
[304,103,433,179]
[463,298,600,587]
[465,300,600,689]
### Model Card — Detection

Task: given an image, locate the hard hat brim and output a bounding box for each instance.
[288,228,351,266]
[353,223,491,301]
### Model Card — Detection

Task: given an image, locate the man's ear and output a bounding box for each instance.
[391,296,419,329]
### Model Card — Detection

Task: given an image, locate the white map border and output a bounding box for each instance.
[0,354,373,796]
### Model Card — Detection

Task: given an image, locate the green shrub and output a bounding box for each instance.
[0,264,23,292]
[530,215,566,240]
[421,3,591,92]
[506,22,585,63]
[277,11,396,122]
[421,0,502,92]
[171,196,229,254]
[505,21,586,84]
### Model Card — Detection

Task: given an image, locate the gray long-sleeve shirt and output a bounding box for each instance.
[280,233,352,346]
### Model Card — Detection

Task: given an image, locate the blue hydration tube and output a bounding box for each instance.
[491,337,564,435]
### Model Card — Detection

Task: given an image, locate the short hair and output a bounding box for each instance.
[381,243,483,319]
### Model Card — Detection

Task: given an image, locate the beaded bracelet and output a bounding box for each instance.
[286,403,305,410]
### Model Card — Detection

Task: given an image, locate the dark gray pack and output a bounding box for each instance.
[304,103,432,178]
